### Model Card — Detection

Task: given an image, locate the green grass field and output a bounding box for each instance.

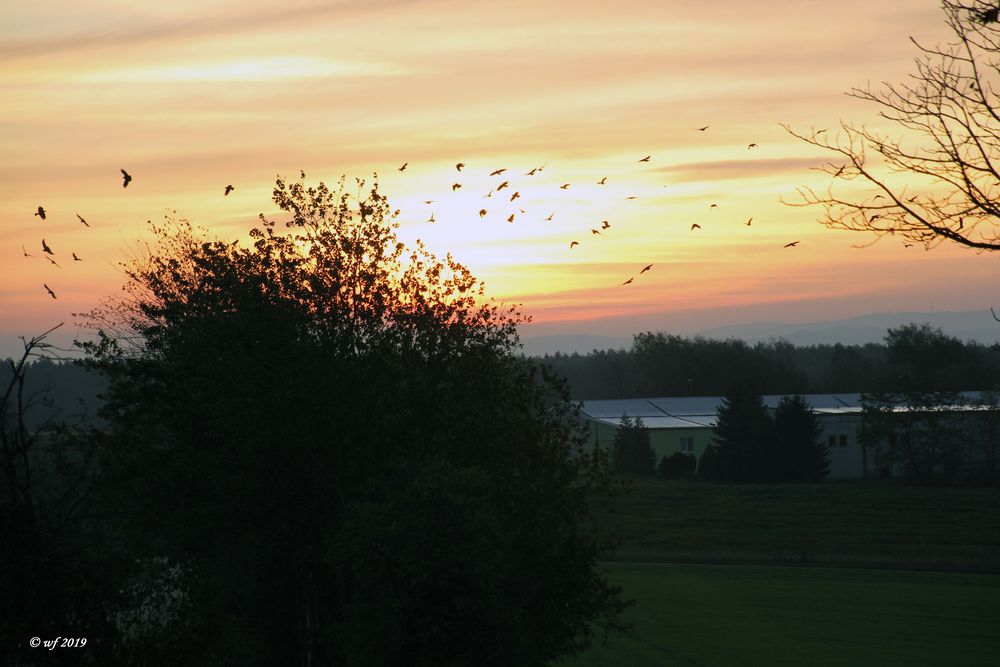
[604,478,1000,571]
[557,563,1000,667]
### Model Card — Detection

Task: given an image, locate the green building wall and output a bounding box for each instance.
[587,420,715,468]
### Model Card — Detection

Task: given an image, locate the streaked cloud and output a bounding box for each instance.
[78,56,408,83]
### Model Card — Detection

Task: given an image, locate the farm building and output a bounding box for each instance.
[579,394,867,479]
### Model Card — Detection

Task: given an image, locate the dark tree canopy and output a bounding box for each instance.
[773,395,829,483]
[712,382,775,483]
[81,174,626,666]
[786,1,1000,251]
[612,415,655,476]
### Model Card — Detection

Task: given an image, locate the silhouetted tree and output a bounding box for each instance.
[787,1,1000,251]
[82,174,627,666]
[713,382,774,482]
[696,445,723,480]
[658,452,696,479]
[773,395,829,482]
[612,415,655,475]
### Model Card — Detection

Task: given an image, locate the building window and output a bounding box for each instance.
[680,437,694,453]
[839,434,848,447]
[828,435,837,448]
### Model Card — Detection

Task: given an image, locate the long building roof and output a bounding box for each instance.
[579,392,993,429]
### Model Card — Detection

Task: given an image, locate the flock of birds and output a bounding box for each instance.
[26,128,801,300]
[25,169,236,300]
[393,128,799,288]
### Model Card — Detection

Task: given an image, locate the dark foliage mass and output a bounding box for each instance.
[658,452,696,479]
[2,176,628,665]
[708,384,827,483]
[612,416,655,476]
[535,332,1000,400]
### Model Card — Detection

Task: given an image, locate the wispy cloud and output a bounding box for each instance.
[78,56,408,83]
[655,157,823,183]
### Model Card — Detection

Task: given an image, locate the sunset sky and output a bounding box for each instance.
[3,0,998,358]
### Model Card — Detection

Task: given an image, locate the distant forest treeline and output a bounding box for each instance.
[6,324,1000,414]
[531,328,1000,399]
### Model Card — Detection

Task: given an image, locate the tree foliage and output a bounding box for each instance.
[773,395,829,482]
[81,174,627,665]
[787,1,1000,250]
[612,415,655,476]
[658,452,696,479]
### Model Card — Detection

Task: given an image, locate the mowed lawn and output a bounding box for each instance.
[557,563,1000,667]
[605,478,1000,571]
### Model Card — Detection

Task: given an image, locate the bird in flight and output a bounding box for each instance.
[43,284,56,299]
[44,256,61,268]
[639,264,653,274]
[625,196,638,200]
[72,252,82,262]
[510,191,520,201]
[598,177,607,185]
[709,203,718,210]
[601,220,610,230]
[507,214,515,223]
[423,200,435,204]
[482,190,493,198]
[479,208,487,218]
[545,213,554,221]
[427,212,436,223]
[224,185,234,196]
[490,168,506,176]
[621,277,634,286]
[591,228,602,235]
[815,129,828,135]
[398,162,408,172]
[560,183,570,189]
[784,241,799,248]
[452,183,462,191]
[22,245,35,258]
[497,181,509,191]
[526,163,546,176]
[638,155,651,163]
[907,195,918,202]
[695,126,709,132]
[569,241,579,249]
[690,223,701,230]
[748,143,757,149]
[41,239,54,255]
[76,213,89,227]
[456,162,465,171]
[35,206,46,220]
[746,218,753,226]
[121,169,132,188]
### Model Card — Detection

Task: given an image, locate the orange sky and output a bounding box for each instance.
[3,0,997,357]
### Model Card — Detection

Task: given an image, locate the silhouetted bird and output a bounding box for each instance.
[456,163,465,171]
[45,256,61,268]
[482,190,493,198]
[873,194,884,200]
[601,220,610,229]
[76,213,89,227]
[121,169,132,188]
[526,165,544,175]
[621,277,634,286]
[22,245,34,258]
[545,213,554,221]
[903,242,913,248]
[591,229,602,235]
[35,206,46,220]
[224,185,234,196]
[73,252,82,261]
[815,129,827,135]
[695,126,709,132]
[748,143,757,149]
[490,168,506,176]
[497,181,509,191]
[427,213,435,223]
[41,239,53,255]
[479,208,487,218]
[598,177,607,185]
[507,214,515,223]
[640,264,653,274]
[423,200,435,204]
[510,191,520,201]
[452,183,462,191]
[784,241,799,248]
[710,203,718,209]
[746,218,752,226]
[569,241,579,249]
[43,284,56,299]
[907,195,918,202]
[625,196,637,200]
[691,223,701,230]
[398,162,408,171]
[560,183,570,189]
[638,155,651,162]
